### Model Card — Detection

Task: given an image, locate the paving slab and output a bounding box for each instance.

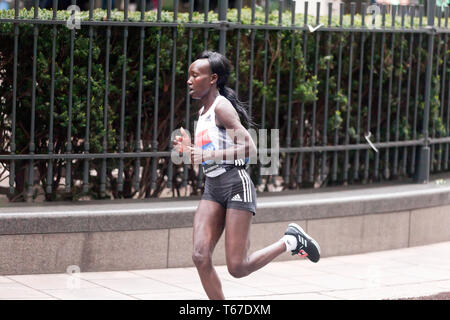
[0,241,448,300]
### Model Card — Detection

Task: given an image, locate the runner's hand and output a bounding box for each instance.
[172,127,191,153]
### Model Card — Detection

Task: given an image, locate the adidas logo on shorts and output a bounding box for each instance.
[231,194,243,202]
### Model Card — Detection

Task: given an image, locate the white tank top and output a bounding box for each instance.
[194,95,241,177]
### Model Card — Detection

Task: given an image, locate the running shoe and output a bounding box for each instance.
[284,223,321,263]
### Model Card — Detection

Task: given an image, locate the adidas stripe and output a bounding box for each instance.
[297,236,308,247]
[244,170,252,203]
[237,169,252,203]
[237,169,248,202]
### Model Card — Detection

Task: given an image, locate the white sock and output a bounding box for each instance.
[280,235,297,252]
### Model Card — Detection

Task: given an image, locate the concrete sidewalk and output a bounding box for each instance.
[0,241,449,300]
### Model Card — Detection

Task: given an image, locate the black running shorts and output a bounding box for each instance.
[201,166,257,215]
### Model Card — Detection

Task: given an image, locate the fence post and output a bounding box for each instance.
[414,0,436,183]
[218,0,228,55]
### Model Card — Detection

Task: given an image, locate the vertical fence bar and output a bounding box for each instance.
[66,0,76,194]
[354,2,366,181]
[248,0,256,125]
[332,2,344,182]
[134,0,145,195]
[167,0,178,191]
[203,0,209,50]
[437,0,443,27]
[197,0,208,188]
[321,2,333,183]
[118,0,129,193]
[393,5,406,177]
[218,0,228,55]
[197,1,209,187]
[375,5,386,180]
[183,0,194,191]
[343,3,355,183]
[309,2,320,183]
[411,5,424,176]
[271,0,282,185]
[434,6,441,164]
[414,0,435,183]
[9,0,20,196]
[245,0,256,178]
[151,0,162,192]
[437,25,447,171]
[445,7,450,170]
[285,0,296,186]
[258,1,270,186]
[364,2,377,182]
[384,5,397,180]
[438,8,448,171]
[100,0,112,196]
[431,4,442,173]
[296,1,308,185]
[402,4,415,176]
[274,0,282,133]
[27,0,39,200]
[46,0,58,195]
[234,0,242,95]
[83,0,94,194]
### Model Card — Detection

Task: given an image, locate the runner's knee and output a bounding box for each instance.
[227,261,249,278]
[192,248,213,269]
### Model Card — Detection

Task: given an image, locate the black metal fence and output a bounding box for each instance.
[0,0,449,202]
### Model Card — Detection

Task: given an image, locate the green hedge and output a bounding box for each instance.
[0,7,448,201]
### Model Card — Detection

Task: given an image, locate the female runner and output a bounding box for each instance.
[173,51,321,300]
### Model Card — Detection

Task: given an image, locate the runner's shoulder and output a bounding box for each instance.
[215,96,237,116]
